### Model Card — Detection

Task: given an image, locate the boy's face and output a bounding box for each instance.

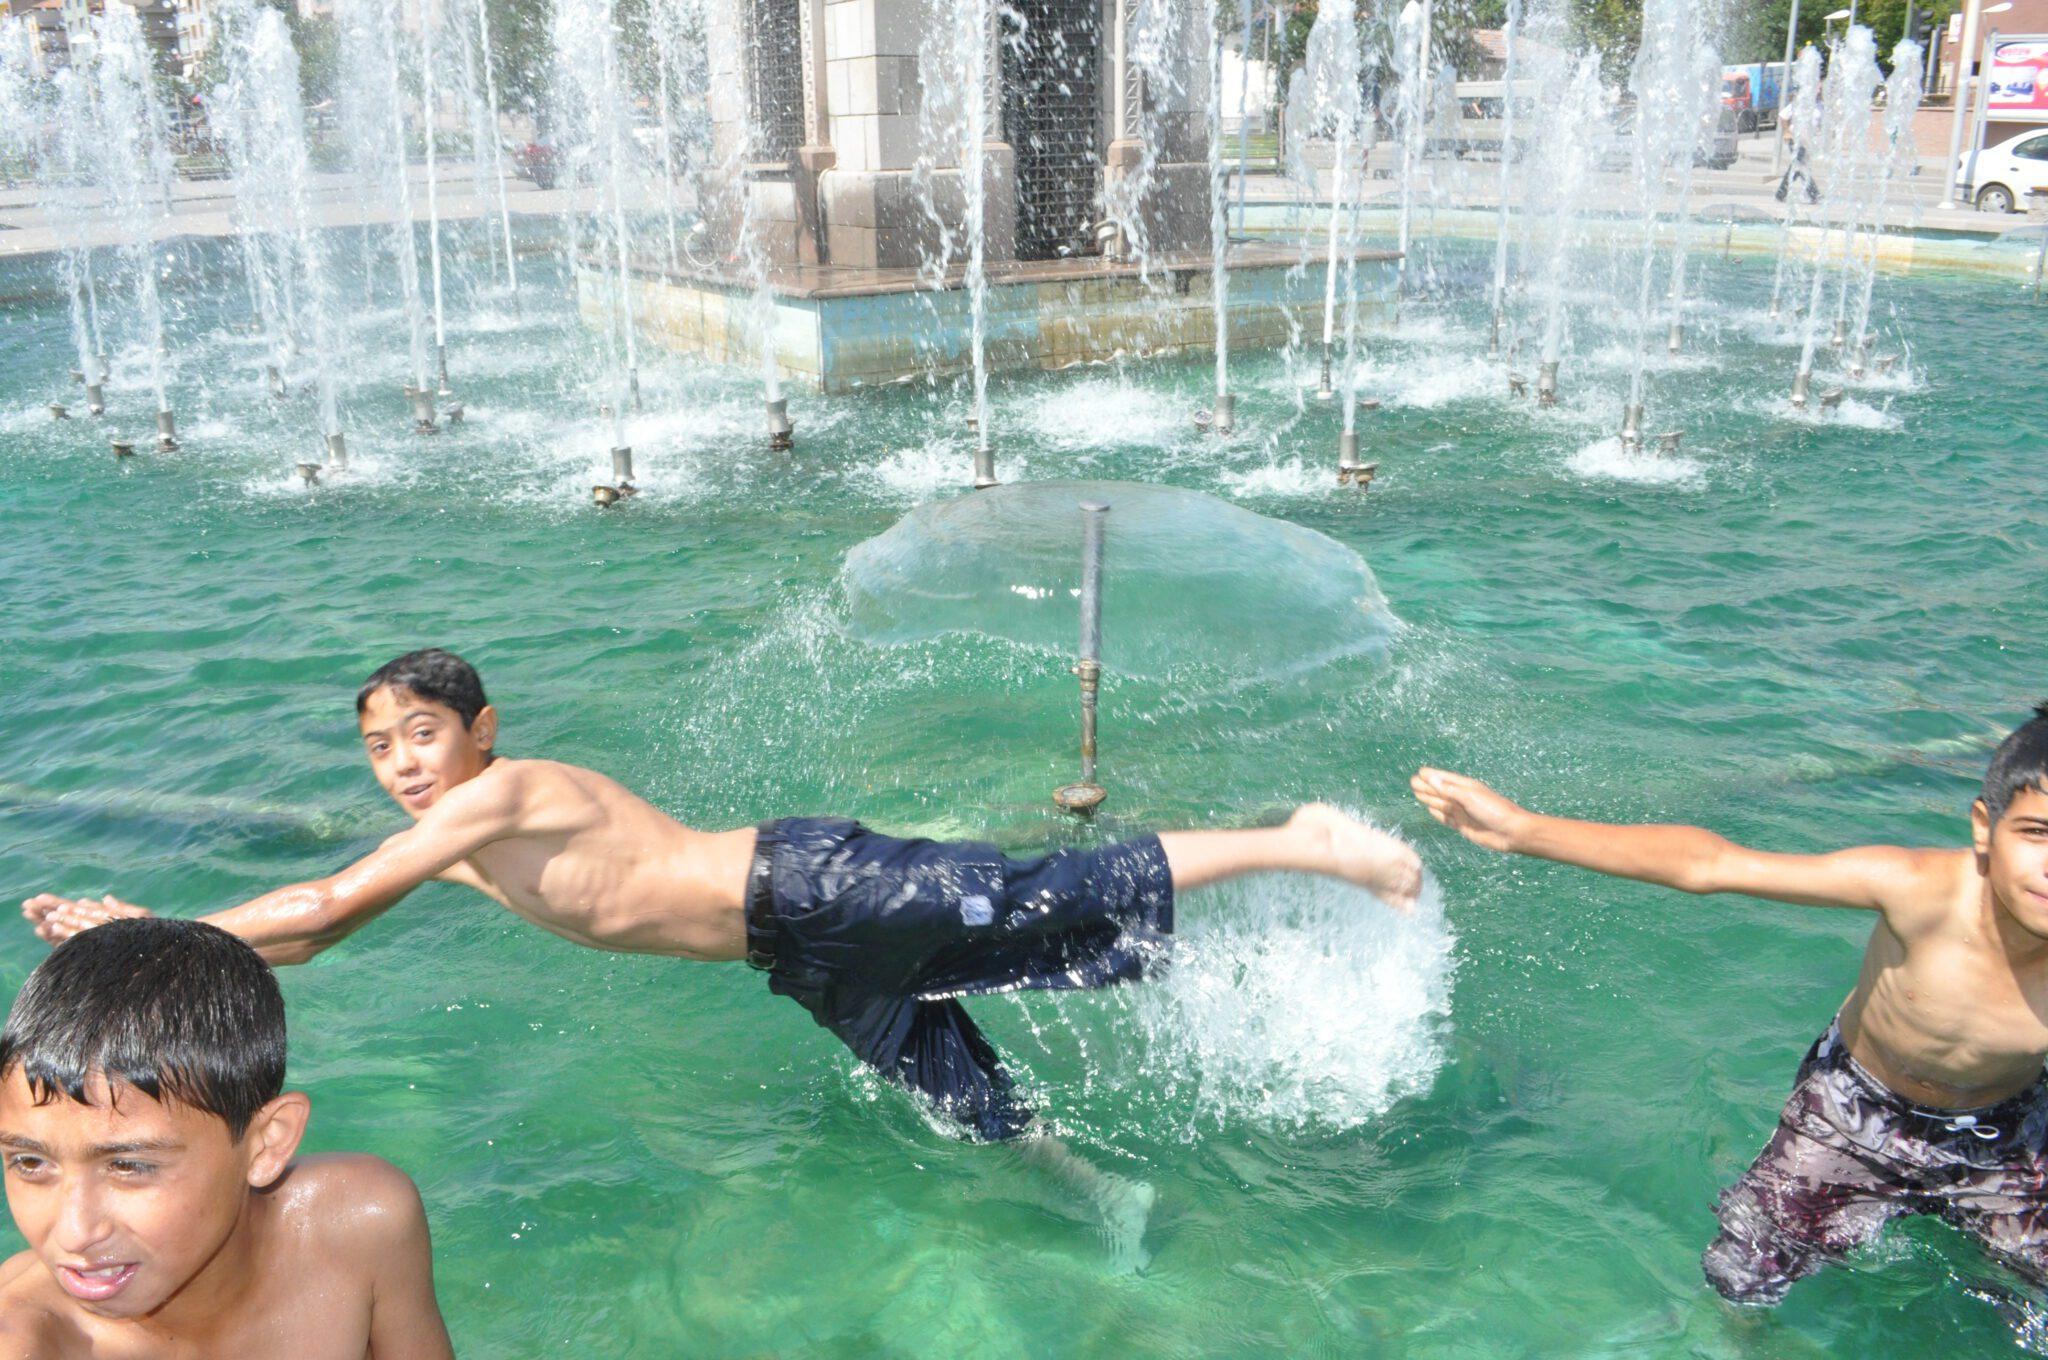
[358,685,496,820]
[1977,785,2048,936]
[0,1070,304,1320]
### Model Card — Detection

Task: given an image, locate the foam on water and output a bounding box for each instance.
[1217,456,1340,499]
[863,439,1016,502]
[1767,393,1902,430]
[1566,435,1707,487]
[1117,844,1455,1134]
[1013,376,1189,450]
[1349,352,1499,408]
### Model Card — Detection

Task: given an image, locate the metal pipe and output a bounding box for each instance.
[156,409,179,452]
[1942,0,1988,209]
[1212,391,1234,434]
[85,383,105,416]
[1055,501,1109,813]
[1962,25,2002,204]
[1776,0,1802,176]
[972,436,997,489]
[1791,367,1812,408]
[326,432,348,469]
[766,397,793,450]
[1536,359,1558,406]
[611,445,636,484]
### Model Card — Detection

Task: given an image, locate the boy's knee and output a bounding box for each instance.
[1701,1229,1806,1307]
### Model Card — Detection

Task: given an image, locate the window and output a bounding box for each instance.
[2013,134,2048,161]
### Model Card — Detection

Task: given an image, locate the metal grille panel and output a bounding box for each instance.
[748,0,804,161]
[1001,0,1101,260]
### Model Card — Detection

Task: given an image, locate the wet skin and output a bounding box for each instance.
[1413,770,2048,1109]
[0,1071,450,1359]
[22,686,1423,969]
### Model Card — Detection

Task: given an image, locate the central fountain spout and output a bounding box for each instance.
[1536,360,1560,407]
[156,409,179,452]
[765,397,793,451]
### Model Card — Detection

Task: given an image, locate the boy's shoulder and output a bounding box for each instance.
[1878,845,1977,933]
[0,1251,82,1359]
[268,1152,432,1263]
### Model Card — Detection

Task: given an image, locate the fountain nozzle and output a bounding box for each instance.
[85,383,105,416]
[156,409,179,452]
[1211,391,1234,435]
[766,398,793,451]
[1666,321,1684,355]
[49,402,67,421]
[110,438,135,460]
[404,385,439,434]
[1819,387,1845,412]
[1536,360,1560,407]
[972,439,998,490]
[1315,343,1335,401]
[325,431,348,470]
[1829,318,1848,351]
[1619,402,1644,454]
[294,462,321,487]
[1790,369,1812,410]
[1337,429,1364,486]
[611,445,637,487]
[69,368,84,385]
[435,345,454,397]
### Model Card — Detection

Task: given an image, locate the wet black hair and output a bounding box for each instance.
[356,648,489,728]
[1982,703,2048,828]
[0,919,285,1140]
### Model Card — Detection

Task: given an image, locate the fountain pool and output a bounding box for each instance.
[2,228,2044,1352]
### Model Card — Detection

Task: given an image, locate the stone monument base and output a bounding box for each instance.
[578,243,1400,393]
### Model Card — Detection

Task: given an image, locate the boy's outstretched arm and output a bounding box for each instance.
[1410,766,1926,912]
[21,773,522,964]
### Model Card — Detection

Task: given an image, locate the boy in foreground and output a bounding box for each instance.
[25,649,1422,1251]
[0,917,452,1357]
[1411,705,2048,1305]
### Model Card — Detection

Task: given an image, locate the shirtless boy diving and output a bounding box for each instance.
[25,648,1422,1162]
[1412,704,2048,1305]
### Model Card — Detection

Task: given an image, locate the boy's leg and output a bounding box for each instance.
[1704,1031,1908,1305]
[1938,1089,2048,1291]
[1157,804,1421,908]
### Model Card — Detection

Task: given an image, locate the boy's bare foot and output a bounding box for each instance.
[1097,1175,1157,1276]
[1287,803,1424,912]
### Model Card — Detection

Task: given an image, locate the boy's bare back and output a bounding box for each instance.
[0,1155,443,1360]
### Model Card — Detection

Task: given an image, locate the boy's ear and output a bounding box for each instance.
[243,1092,311,1189]
[1972,799,1994,859]
[471,704,498,754]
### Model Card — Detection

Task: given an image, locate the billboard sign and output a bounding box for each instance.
[1987,35,2048,118]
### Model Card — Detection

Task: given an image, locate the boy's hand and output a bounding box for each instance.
[20,893,153,946]
[1409,768,1531,854]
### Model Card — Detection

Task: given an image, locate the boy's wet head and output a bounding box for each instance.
[0,920,309,1319]
[1976,705,2048,934]
[356,648,497,817]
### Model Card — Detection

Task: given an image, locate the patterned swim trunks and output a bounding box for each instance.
[1704,1020,2048,1304]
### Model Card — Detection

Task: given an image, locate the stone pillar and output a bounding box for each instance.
[817,0,1013,270]
[1099,0,1209,258]
[794,0,834,264]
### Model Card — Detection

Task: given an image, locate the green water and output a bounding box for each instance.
[2,242,2045,1357]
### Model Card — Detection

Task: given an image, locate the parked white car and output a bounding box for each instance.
[1960,127,2048,213]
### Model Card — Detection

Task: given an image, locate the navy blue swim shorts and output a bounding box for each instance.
[745,816,1175,1141]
